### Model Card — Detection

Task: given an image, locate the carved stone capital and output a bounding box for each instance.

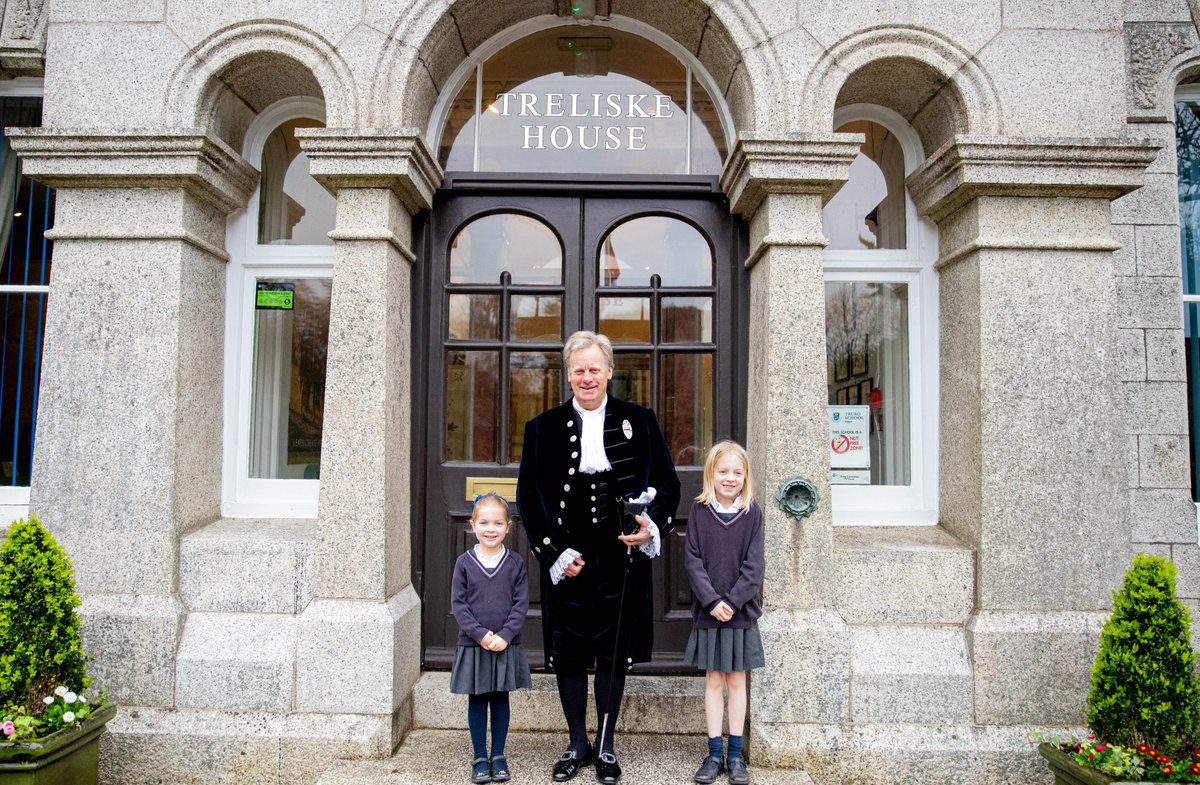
[1126,21,1195,122]
[720,132,864,218]
[0,0,47,76]
[907,135,1161,224]
[295,129,443,215]
[7,128,258,214]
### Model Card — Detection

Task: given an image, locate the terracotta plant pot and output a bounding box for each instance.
[0,704,116,785]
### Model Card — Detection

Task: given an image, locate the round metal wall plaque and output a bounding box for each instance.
[777,478,820,522]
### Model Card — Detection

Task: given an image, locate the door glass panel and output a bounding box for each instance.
[448,294,499,340]
[445,350,499,462]
[511,294,561,341]
[825,281,911,485]
[660,353,713,467]
[611,352,651,408]
[249,278,331,479]
[823,121,906,251]
[599,216,712,287]
[599,296,650,343]
[662,297,712,343]
[509,352,562,463]
[450,214,563,285]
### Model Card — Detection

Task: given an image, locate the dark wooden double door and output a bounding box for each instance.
[416,186,745,670]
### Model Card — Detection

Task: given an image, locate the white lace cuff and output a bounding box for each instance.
[637,520,661,558]
[549,548,582,585]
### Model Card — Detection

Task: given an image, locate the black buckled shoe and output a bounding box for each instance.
[489,755,510,783]
[471,756,491,784]
[693,754,724,784]
[726,754,750,785]
[595,751,622,784]
[552,748,593,782]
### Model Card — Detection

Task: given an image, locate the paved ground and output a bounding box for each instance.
[317,729,813,785]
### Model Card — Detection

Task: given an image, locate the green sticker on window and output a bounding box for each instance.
[256,282,295,310]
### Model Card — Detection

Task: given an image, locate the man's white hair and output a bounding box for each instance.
[562,330,614,370]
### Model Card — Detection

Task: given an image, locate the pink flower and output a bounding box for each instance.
[1095,745,1107,752]
[1,722,13,736]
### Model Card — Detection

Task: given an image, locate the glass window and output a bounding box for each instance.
[1176,96,1200,499]
[450,213,562,285]
[825,281,910,486]
[823,121,906,251]
[248,278,331,479]
[822,108,935,524]
[0,96,49,491]
[258,117,335,246]
[440,27,725,175]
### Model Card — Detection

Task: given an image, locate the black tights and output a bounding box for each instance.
[556,669,627,754]
[467,691,511,759]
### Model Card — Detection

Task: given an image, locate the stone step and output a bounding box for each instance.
[316,729,815,785]
[180,518,315,614]
[175,612,297,711]
[832,526,974,625]
[413,671,708,734]
[849,625,973,724]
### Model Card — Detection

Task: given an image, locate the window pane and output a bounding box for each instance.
[823,121,906,251]
[449,294,499,340]
[663,297,712,343]
[441,68,478,171]
[511,294,561,341]
[825,281,911,486]
[611,352,650,408]
[450,213,562,285]
[1187,302,1200,499]
[1180,100,1200,296]
[690,75,726,176]
[510,352,562,463]
[599,216,712,287]
[445,351,499,462]
[0,292,47,486]
[599,296,650,343]
[258,118,335,246]
[249,278,331,479]
[2,175,52,286]
[470,27,697,174]
[660,353,713,467]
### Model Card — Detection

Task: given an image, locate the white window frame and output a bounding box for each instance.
[222,96,333,518]
[1172,84,1200,527]
[824,103,939,525]
[0,77,46,525]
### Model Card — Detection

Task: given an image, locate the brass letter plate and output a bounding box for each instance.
[465,477,518,502]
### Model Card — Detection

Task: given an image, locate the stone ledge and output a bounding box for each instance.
[832,526,975,624]
[849,626,972,724]
[413,671,706,734]
[295,128,442,213]
[719,132,864,217]
[180,518,316,614]
[175,613,298,712]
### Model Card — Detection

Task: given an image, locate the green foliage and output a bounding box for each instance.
[1088,553,1200,759]
[0,516,89,712]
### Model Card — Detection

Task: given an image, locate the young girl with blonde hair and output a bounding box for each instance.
[683,441,765,785]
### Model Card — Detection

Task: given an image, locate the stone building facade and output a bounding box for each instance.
[2,0,1199,784]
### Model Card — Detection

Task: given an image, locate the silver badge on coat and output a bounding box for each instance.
[622,419,633,440]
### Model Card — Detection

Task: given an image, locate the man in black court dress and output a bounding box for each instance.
[517,330,681,784]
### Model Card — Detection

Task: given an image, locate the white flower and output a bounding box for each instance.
[53,686,67,697]
[42,696,54,705]
[61,711,75,724]
[63,692,77,704]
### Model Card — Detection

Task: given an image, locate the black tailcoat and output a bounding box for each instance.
[517,396,681,672]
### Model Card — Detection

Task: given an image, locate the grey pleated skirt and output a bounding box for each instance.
[684,626,766,673]
[449,644,533,695]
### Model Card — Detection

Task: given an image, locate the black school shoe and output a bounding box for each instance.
[595,751,622,784]
[471,756,491,784]
[693,754,724,784]
[552,747,593,782]
[489,755,510,783]
[726,754,750,785]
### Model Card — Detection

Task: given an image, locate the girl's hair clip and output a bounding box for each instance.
[471,492,511,514]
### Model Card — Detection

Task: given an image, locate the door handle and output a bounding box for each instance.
[464,477,518,502]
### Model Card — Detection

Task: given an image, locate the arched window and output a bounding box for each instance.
[223,97,335,518]
[822,104,938,525]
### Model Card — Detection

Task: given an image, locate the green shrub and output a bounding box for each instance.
[0,516,89,712]
[1087,553,1200,759]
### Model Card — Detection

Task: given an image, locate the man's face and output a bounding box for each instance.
[567,344,612,411]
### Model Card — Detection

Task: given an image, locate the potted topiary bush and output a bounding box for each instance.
[1039,553,1200,783]
[0,515,114,785]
